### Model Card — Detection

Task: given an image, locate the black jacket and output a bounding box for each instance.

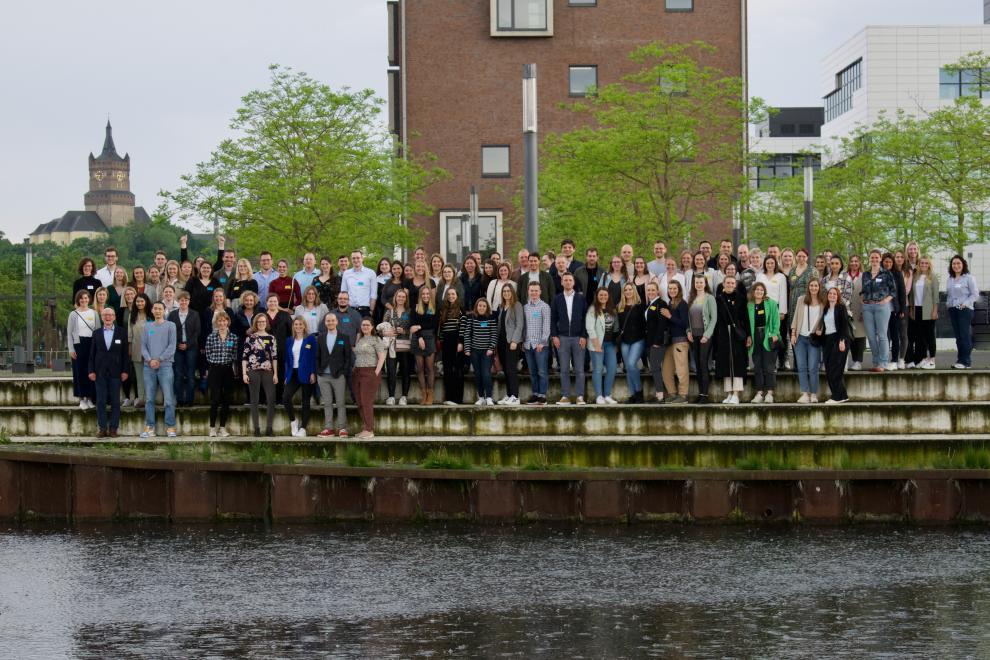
[168,309,202,352]
[316,327,352,378]
[820,303,852,344]
[516,270,555,305]
[643,297,670,347]
[618,304,647,344]
[88,325,129,379]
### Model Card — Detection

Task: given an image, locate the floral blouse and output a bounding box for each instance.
[242,333,277,372]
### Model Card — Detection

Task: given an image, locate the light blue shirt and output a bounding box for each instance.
[341,266,377,307]
[325,331,337,355]
[254,269,279,305]
[293,268,321,293]
[947,273,980,310]
[103,326,115,350]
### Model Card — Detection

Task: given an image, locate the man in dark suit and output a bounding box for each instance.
[88,307,129,437]
[549,272,588,405]
[516,253,555,305]
[316,313,353,437]
[168,291,201,407]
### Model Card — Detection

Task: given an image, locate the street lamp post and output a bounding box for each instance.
[19,239,34,374]
[522,63,539,254]
[732,197,741,252]
[803,156,814,256]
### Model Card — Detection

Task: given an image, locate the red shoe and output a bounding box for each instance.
[318,428,335,438]
[869,367,884,373]
[338,429,349,438]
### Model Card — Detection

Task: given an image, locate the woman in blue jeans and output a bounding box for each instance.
[947,254,980,369]
[860,249,896,372]
[461,298,498,405]
[790,278,825,402]
[617,283,647,403]
[586,287,619,404]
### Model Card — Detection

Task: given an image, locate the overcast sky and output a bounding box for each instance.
[0,0,981,242]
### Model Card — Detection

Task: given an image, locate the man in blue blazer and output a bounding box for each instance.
[88,307,129,437]
[549,271,588,405]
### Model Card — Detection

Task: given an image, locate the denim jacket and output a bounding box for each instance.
[860,268,896,303]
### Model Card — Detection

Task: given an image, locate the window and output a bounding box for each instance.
[824,59,862,122]
[440,211,504,266]
[940,67,990,99]
[493,0,550,34]
[799,123,815,135]
[749,154,820,191]
[665,0,693,11]
[780,124,796,135]
[569,65,598,96]
[569,0,596,4]
[482,145,510,177]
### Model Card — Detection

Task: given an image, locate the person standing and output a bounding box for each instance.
[73,257,101,302]
[283,317,318,437]
[168,291,201,408]
[860,249,896,372]
[587,287,620,405]
[661,281,690,404]
[906,256,939,369]
[516,254,555,305]
[946,254,980,370]
[881,252,905,371]
[271,259,303,312]
[226,258,258,314]
[293,252,321,293]
[128,293,152,409]
[204,310,238,437]
[88,307,129,437]
[242,314,278,437]
[686,275,717,404]
[293,286,330,335]
[68,290,99,410]
[341,250,377,318]
[757,255,789,370]
[648,241,668,279]
[438,288,466,406]
[550,272,588,405]
[643,282,669,403]
[495,284,525,406]
[713,275,748,404]
[746,282,780,404]
[253,251,279,306]
[820,287,851,404]
[617,282,647,404]
[523,282,552,405]
[382,288,413,405]
[462,299,498,405]
[790,279,825,403]
[313,257,342,309]
[410,286,439,405]
[352,318,386,438]
[95,246,119,287]
[316,312,351,437]
[141,302,178,438]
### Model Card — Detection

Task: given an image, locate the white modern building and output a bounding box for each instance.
[821,25,990,283]
[750,107,822,192]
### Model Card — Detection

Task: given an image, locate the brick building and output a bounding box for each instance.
[387,0,747,264]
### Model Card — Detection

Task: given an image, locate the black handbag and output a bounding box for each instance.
[806,306,823,348]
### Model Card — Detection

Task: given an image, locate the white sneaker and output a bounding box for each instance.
[727,394,740,405]
[850,361,862,371]
[897,359,905,370]
[399,396,407,406]
[209,427,217,437]
[751,392,765,404]
[810,394,818,403]
[921,360,936,370]
[605,396,618,405]
[596,395,606,405]
[385,397,396,405]
[296,427,307,438]
[290,420,299,436]
[765,392,774,404]
[722,394,732,404]
[504,396,520,406]
[886,363,897,371]
[121,398,131,407]
[576,397,586,405]
[218,427,230,438]
[784,358,792,370]
[79,400,88,410]
[444,400,458,406]
[797,393,810,404]
[954,363,969,370]
[475,398,486,406]
[905,362,915,369]
[486,397,495,406]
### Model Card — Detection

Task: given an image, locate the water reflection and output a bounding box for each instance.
[1,524,988,658]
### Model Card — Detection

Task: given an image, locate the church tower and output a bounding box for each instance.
[84,121,135,228]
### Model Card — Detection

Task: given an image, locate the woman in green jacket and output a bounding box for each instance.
[747,282,781,404]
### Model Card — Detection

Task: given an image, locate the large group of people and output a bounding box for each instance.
[68,235,981,438]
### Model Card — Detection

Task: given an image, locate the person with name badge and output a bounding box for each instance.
[204,310,238,437]
[88,307,129,437]
[341,250,377,318]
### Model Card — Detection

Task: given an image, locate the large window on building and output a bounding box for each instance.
[824,59,862,122]
[494,0,548,31]
[440,211,504,266]
[482,145,510,177]
[569,0,596,5]
[940,67,990,99]
[749,154,820,191]
[665,0,694,11]
[569,65,598,96]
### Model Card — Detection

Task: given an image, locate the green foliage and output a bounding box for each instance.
[199,443,213,462]
[165,444,180,460]
[343,445,373,468]
[536,41,763,256]
[0,426,9,444]
[420,449,472,470]
[163,64,448,261]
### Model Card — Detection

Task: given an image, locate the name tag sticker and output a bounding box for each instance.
[226,340,234,347]
[262,338,270,344]
[532,312,540,318]
[650,306,656,311]
[480,322,489,328]
[338,340,345,346]
[149,330,155,336]
[285,285,291,290]
[304,344,311,349]
[310,311,317,317]
[757,310,765,316]
[342,317,350,323]
[87,285,94,290]
[356,281,364,286]
[114,339,121,344]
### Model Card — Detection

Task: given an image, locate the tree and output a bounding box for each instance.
[163,65,447,260]
[536,41,763,256]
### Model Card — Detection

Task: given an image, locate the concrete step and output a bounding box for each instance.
[4,401,989,438]
[1,370,988,407]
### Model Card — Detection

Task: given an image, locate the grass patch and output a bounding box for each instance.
[963,448,990,470]
[0,426,10,444]
[199,443,213,462]
[734,451,796,471]
[344,445,373,468]
[421,449,472,470]
[165,444,180,460]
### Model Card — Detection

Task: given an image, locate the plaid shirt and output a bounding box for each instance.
[205,331,239,365]
[523,299,551,349]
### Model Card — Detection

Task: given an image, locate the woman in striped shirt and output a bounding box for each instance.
[461,298,498,405]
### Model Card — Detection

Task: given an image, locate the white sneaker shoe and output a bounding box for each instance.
[954,363,970,370]
[764,392,775,404]
[557,397,572,406]
[576,397,586,405]
[897,359,905,370]
[79,400,88,410]
[722,394,732,404]
[751,392,765,404]
[596,395,606,405]
[727,394,740,405]
[886,363,897,371]
[218,427,230,438]
[290,420,299,436]
[399,396,408,406]
[444,400,459,406]
[475,398,486,406]
[810,394,818,403]
[296,427,307,438]
[505,396,520,406]
[209,427,217,437]
[605,396,618,405]
[850,361,862,371]
[905,362,915,369]
[385,397,396,405]
[921,360,936,370]
[486,397,495,406]
[797,393,810,404]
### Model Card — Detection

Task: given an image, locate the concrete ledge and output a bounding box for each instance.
[4,401,990,438]
[1,370,987,406]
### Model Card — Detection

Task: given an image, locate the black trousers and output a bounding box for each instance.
[386,352,412,398]
[689,337,712,396]
[850,336,866,363]
[283,369,313,427]
[822,334,848,401]
[906,310,936,363]
[777,314,791,368]
[441,330,463,404]
[208,363,235,426]
[887,311,902,362]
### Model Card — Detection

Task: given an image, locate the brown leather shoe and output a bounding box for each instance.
[96,430,107,438]
[109,430,119,438]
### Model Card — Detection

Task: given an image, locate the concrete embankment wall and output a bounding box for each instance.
[2,449,988,524]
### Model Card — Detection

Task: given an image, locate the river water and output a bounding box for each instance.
[0,524,988,658]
